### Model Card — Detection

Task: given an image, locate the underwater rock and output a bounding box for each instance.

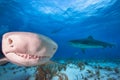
[0,63,37,80]
[52,73,68,80]
[77,62,85,70]
[96,69,100,77]
[35,62,67,80]
[114,67,120,73]
[107,77,116,80]
[104,66,113,71]
[84,77,88,80]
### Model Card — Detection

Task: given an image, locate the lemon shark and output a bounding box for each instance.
[69,36,114,53]
[0,32,58,66]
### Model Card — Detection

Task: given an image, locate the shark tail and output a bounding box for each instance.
[109,43,115,48]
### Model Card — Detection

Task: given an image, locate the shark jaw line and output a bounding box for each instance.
[5,52,50,60]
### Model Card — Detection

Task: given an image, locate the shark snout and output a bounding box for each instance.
[2,32,58,66]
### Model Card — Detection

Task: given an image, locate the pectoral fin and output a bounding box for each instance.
[81,48,86,53]
[0,57,8,65]
[40,60,58,66]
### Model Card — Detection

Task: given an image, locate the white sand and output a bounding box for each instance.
[0,60,120,80]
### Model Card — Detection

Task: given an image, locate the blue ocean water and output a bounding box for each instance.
[1,0,120,60]
[0,0,120,80]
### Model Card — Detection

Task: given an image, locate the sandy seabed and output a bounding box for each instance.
[0,59,120,80]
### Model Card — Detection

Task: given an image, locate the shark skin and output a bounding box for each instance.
[69,36,115,53]
[0,32,58,66]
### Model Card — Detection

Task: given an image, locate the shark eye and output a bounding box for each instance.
[53,47,56,51]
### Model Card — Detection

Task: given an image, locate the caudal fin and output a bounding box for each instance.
[109,43,115,48]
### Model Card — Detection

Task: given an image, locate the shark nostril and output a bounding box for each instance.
[8,38,13,44]
[8,38,14,47]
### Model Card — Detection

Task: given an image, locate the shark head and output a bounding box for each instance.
[2,32,58,66]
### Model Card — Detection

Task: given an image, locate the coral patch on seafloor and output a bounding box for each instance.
[34,59,120,80]
[0,59,120,80]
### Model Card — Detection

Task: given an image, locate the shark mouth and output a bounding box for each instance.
[5,52,50,60]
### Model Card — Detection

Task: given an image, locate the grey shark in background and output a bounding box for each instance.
[69,36,115,53]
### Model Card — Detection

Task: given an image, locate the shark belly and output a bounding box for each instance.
[71,43,104,48]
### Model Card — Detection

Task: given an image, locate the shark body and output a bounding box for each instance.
[0,32,58,66]
[69,36,114,53]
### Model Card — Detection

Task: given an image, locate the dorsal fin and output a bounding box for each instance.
[87,36,94,40]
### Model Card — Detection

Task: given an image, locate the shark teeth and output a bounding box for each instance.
[15,53,49,60]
